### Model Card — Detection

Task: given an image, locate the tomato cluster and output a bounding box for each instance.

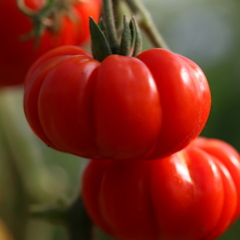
[82,137,240,240]
[18,2,239,239]
[0,0,238,239]
[24,45,211,160]
[0,0,101,86]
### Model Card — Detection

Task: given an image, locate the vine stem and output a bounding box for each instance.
[124,0,169,49]
[30,195,94,240]
[66,196,94,240]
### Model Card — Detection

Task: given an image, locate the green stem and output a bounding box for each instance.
[124,0,169,49]
[17,0,70,47]
[66,196,93,240]
[112,0,122,35]
[17,0,57,16]
[30,196,93,240]
[30,200,67,225]
[102,0,119,54]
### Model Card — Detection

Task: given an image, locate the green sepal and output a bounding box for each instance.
[131,17,142,57]
[129,18,136,49]
[98,17,106,35]
[119,16,132,56]
[90,17,112,62]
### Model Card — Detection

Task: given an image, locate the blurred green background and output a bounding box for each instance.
[0,0,239,239]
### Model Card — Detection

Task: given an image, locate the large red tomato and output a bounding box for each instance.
[82,137,240,240]
[24,45,211,160]
[0,0,101,86]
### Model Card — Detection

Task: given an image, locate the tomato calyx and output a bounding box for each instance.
[90,0,143,62]
[17,0,77,46]
[89,17,112,62]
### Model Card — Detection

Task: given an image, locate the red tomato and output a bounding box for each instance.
[24,45,211,160]
[81,137,240,240]
[0,0,101,86]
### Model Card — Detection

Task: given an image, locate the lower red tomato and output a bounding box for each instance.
[82,137,240,240]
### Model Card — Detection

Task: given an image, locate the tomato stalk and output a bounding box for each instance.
[17,0,76,46]
[17,0,56,45]
[124,0,169,49]
[101,0,119,54]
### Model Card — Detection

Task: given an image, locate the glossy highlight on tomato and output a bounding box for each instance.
[24,45,211,160]
[0,0,101,86]
[82,137,240,240]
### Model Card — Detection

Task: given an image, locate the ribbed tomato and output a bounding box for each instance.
[24,45,211,160]
[82,137,240,240]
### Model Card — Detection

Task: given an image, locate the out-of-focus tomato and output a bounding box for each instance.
[0,0,101,86]
[82,137,240,240]
[24,45,211,160]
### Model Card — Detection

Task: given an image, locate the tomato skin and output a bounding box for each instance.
[137,49,211,159]
[24,46,211,160]
[24,46,94,151]
[91,55,162,159]
[81,137,240,240]
[0,0,101,86]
